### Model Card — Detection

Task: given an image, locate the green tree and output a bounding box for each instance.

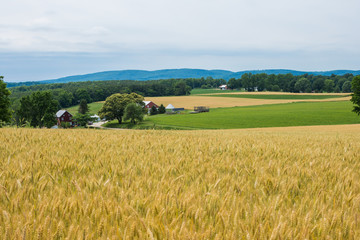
[294,78,311,93]
[227,78,241,90]
[18,91,58,128]
[123,103,144,124]
[324,79,335,92]
[78,99,89,114]
[75,88,92,103]
[312,79,325,93]
[174,82,191,96]
[351,76,360,115]
[342,81,352,93]
[0,76,12,123]
[98,93,144,124]
[150,105,158,115]
[58,90,74,108]
[158,104,166,114]
[271,85,281,92]
[74,113,92,127]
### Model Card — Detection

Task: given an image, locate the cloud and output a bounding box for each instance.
[0,0,359,52]
[0,0,359,81]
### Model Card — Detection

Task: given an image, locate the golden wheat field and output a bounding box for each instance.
[144,96,351,109]
[1,126,360,239]
[204,91,349,96]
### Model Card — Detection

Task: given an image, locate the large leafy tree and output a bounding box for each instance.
[0,76,11,123]
[75,88,91,103]
[58,90,74,108]
[324,79,335,93]
[18,91,58,128]
[351,76,360,115]
[294,78,311,93]
[227,78,241,90]
[74,113,92,127]
[312,79,325,92]
[98,93,144,124]
[342,81,352,93]
[123,103,144,124]
[174,81,191,96]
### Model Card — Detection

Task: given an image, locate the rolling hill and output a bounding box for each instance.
[6,68,360,87]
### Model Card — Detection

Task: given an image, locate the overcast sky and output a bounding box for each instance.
[1,0,359,82]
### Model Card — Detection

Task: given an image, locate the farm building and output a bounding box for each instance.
[143,101,159,113]
[90,114,101,122]
[165,104,175,111]
[56,110,74,127]
[194,106,210,112]
[166,104,184,113]
[219,85,228,90]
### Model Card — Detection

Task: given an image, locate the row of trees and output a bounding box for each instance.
[10,79,192,109]
[227,73,354,93]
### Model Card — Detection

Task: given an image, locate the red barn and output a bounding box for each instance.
[143,101,159,113]
[56,110,74,126]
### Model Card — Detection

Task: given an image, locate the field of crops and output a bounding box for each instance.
[1,126,360,239]
[145,95,350,110]
[148,101,360,129]
[66,92,350,116]
[205,94,349,100]
[190,88,244,95]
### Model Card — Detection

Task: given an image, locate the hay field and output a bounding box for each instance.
[204,91,349,96]
[1,127,360,239]
[145,95,350,109]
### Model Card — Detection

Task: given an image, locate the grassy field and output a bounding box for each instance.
[67,101,104,115]
[145,95,350,109]
[146,101,360,129]
[1,126,360,239]
[205,94,349,100]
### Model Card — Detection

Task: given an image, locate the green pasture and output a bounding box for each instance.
[67,102,104,115]
[205,94,349,100]
[144,101,360,129]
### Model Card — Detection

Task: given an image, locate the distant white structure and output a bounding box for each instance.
[90,114,101,122]
[165,104,184,113]
[165,104,175,110]
[219,85,228,90]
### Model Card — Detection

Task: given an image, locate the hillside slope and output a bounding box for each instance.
[7,68,360,87]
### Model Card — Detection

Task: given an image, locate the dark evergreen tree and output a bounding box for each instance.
[78,99,89,114]
[150,105,158,115]
[158,104,166,114]
[0,76,11,123]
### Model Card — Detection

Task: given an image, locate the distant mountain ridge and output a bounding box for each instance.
[7,68,360,87]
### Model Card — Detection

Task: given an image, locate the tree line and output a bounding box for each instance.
[9,79,194,109]
[226,73,354,93]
